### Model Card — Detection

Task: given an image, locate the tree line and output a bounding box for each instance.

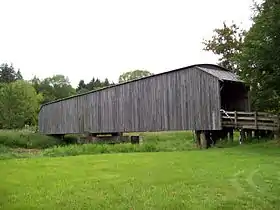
[1,0,279,129]
[0,63,152,129]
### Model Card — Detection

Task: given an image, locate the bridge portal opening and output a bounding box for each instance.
[220,81,250,112]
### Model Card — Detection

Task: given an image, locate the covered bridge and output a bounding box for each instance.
[38,64,249,135]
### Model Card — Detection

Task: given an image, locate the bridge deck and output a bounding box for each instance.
[221,111,280,131]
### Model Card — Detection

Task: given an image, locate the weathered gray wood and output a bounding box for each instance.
[195,131,201,148]
[274,131,279,139]
[254,111,258,129]
[200,132,207,149]
[221,111,280,131]
[234,111,237,127]
[39,65,234,134]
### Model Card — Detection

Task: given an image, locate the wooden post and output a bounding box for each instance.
[240,129,246,144]
[255,130,260,142]
[276,116,280,140]
[210,131,218,145]
[201,132,207,149]
[224,129,228,142]
[254,111,258,130]
[86,133,93,143]
[205,131,212,148]
[195,130,201,149]
[247,130,252,141]
[234,111,237,128]
[229,129,234,142]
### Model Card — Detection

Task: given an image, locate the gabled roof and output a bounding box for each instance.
[196,66,242,82]
[40,63,243,108]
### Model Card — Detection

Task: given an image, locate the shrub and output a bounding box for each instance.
[0,145,34,160]
[0,130,61,149]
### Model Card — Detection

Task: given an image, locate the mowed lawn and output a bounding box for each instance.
[1,144,280,210]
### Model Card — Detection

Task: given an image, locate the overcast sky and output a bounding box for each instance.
[0,0,255,87]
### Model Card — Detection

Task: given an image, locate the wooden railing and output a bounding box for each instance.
[221,110,280,131]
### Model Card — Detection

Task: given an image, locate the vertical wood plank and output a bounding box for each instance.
[254,111,258,130]
[39,66,224,134]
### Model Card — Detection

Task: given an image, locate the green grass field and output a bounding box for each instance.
[1,141,280,210]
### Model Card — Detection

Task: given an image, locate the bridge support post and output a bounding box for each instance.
[195,130,201,149]
[240,129,246,144]
[229,129,234,142]
[274,131,279,140]
[254,130,260,140]
[246,130,252,141]
[201,132,207,149]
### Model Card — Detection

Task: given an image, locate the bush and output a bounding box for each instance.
[0,130,61,149]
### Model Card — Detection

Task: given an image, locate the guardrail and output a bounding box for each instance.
[221,111,280,131]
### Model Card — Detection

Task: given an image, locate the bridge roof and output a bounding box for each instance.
[197,66,242,82]
[40,63,243,108]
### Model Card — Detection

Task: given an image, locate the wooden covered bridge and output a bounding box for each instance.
[38,64,279,147]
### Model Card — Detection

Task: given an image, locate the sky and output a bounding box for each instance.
[0,0,256,87]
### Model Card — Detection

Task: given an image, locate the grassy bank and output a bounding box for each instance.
[1,141,280,209]
[0,130,198,159]
[0,129,61,149]
[0,129,271,160]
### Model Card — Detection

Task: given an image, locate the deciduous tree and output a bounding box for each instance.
[30,75,76,104]
[0,63,23,83]
[118,70,153,83]
[202,22,246,73]
[237,0,280,112]
[0,81,42,129]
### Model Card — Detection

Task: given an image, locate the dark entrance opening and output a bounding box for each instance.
[220,81,250,112]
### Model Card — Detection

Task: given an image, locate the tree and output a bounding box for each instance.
[15,70,23,81]
[85,77,113,91]
[103,78,110,87]
[76,80,89,94]
[0,63,23,83]
[202,22,246,73]
[94,79,101,89]
[30,76,41,93]
[237,0,280,113]
[0,80,42,129]
[86,77,96,90]
[118,70,153,83]
[30,75,76,104]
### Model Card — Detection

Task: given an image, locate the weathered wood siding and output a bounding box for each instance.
[39,67,221,134]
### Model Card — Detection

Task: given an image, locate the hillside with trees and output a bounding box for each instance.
[0,63,152,129]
